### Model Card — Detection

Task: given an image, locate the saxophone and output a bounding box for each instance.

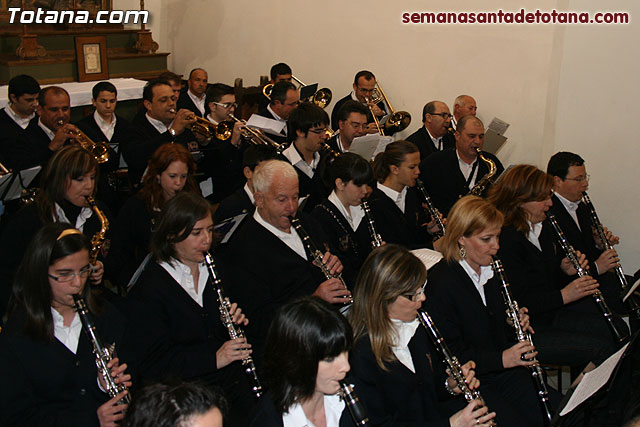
[416,179,445,239]
[86,196,109,264]
[491,258,553,423]
[202,252,263,398]
[72,294,130,405]
[339,380,370,425]
[360,199,383,248]
[469,148,496,196]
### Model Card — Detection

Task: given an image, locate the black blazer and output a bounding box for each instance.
[74,113,130,173]
[214,185,254,224]
[405,126,455,161]
[280,146,330,213]
[177,88,207,117]
[349,329,453,426]
[0,301,130,426]
[419,149,504,217]
[200,137,244,204]
[9,118,56,170]
[0,108,36,168]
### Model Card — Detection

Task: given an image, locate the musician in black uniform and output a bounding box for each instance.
[487,165,624,372]
[0,223,132,426]
[256,80,299,145]
[251,297,357,426]
[126,192,255,425]
[426,196,551,426]
[177,68,208,118]
[0,74,39,168]
[326,100,368,153]
[258,62,293,110]
[330,70,387,133]
[406,100,456,161]
[348,244,496,426]
[420,115,504,217]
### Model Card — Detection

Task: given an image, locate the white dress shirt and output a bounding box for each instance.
[378,183,407,213]
[187,89,206,116]
[159,258,209,307]
[282,394,345,427]
[146,113,173,134]
[425,126,443,151]
[38,117,56,141]
[458,259,494,306]
[94,110,116,142]
[266,104,287,135]
[51,307,82,354]
[54,203,93,232]
[554,192,582,231]
[254,209,307,260]
[4,105,34,129]
[328,190,363,231]
[456,150,479,190]
[390,318,420,373]
[282,144,320,179]
[526,220,543,252]
[243,183,255,205]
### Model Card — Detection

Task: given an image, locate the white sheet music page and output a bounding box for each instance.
[559,342,629,416]
[410,248,443,270]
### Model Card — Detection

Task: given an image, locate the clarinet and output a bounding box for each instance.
[339,381,370,425]
[72,294,130,405]
[203,252,263,398]
[360,199,383,248]
[415,179,445,239]
[417,310,495,424]
[288,216,352,306]
[491,258,553,423]
[546,213,627,342]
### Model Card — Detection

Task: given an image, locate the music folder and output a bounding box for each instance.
[0,166,41,201]
[299,83,318,100]
[483,117,510,155]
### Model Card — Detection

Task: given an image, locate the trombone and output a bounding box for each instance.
[57,119,110,163]
[365,82,411,136]
[263,75,333,109]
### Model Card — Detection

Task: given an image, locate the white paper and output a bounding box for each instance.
[487,117,510,135]
[411,248,443,270]
[349,134,393,160]
[559,343,629,416]
[246,114,286,137]
[623,278,640,302]
[0,166,41,200]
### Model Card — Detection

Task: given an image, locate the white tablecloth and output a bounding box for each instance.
[0,78,146,108]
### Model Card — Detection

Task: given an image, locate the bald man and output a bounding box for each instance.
[406,100,455,161]
[177,68,209,117]
[452,95,477,128]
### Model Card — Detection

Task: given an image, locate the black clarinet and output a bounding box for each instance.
[203,252,263,398]
[339,381,370,425]
[546,213,627,342]
[360,199,383,248]
[416,179,445,239]
[491,258,553,424]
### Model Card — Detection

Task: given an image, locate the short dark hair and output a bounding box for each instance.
[336,100,368,123]
[122,381,227,427]
[457,115,483,133]
[8,74,40,99]
[263,296,353,414]
[547,151,585,180]
[143,79,172,103]
[354,70,375,85]
[206,83,234,104]
[289,102,329,137]
[270,81,296,105]
[38,86,69,108]
[91,81,117,100]
[372,140,419,182]
[242,144,278,170]
[421,101,439,122]
[151,192,214,263]
[325,152,373,190]
[270,62,292,80]
[188,68,206,80]
[158,71,182,87]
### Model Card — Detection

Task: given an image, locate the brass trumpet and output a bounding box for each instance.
[227,113,285,151]
[184,114,232,143]
[263,75,332,109]
[57,120,110,164]
[365,82,411,135]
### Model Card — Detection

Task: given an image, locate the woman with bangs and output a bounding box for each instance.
[426,195,548,426]
[487,164,623,373]
[252,296,356,426]
[348,244,495,427]
[106,143,200,290]
[0,146,107,321]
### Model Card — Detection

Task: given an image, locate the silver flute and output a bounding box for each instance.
[339,381,370,425]
[416,179,445,239]
[546,213,627,342]
[490,258,553,423]
[203,252,263,398]
[72,294,130,405]
[360,199,383,248]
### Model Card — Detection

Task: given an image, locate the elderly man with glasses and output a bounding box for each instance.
[406,100,456,161]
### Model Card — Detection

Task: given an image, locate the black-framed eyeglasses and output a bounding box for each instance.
[213,102,238,110]
[565,174,590,183]
[308,127,329,135]
[429,112,453,119]
[48,265,92,282]
[402,280,427,302]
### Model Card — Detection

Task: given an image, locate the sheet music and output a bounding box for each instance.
[559,343,629,416]
[214,213,248,244]
[349,134,393,160]
[246,114,286,137]
[623,277,640,302]
[2,166,41,200]
[411,248,443,270]
[487,117,509,135]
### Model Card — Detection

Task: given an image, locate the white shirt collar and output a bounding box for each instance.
[336,134,347,152]
[187,89,206,116]
[526,220,543,251]
[5,105,34,129]
[243,182,255,205]
[51,307,82,354]
[38,117,56,141]
[458,259,493,306]
[424,126,442,150]
[390,318,420,373]
[328,190,363,231]
[554,192,582,230]
[158,258,209,307]
[282,394,345,427]
[253,209,307,260]
[54,202,93,232]
[282,143,320,179]
[456,149,478,189]
[93,110,117,142]
[206,113,219,125]
[378,183,407,213]
[350,91,360,102]
[266,104,285,122]
[145,112,173,134]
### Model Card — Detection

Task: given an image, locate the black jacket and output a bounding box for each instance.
[405,126,455,161]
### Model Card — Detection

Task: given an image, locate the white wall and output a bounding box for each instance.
[128,0,638,270]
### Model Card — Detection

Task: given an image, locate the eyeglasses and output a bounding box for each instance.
[212,102,238,110]
[565,174,590,183]
[48,265,92,282]
[430,112,453,119]
[402,281,427,302]
[356,87,375,94]
[308,127,329,135]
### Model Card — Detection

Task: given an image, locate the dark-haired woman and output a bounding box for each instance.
[312,152,375,283]
[0,223,132,426]
[127,191,255,424]
[368,140,439,249]
[348,244,495,426]
[0,145,108,321]
[106,143,199,290]
[251,296,357,426]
